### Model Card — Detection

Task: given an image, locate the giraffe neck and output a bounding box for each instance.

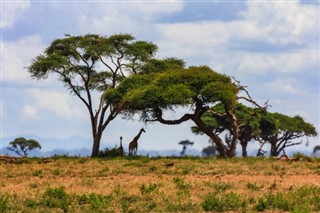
[134,129,144,140]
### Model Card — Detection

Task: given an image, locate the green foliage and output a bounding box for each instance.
[173,177,190,191]
[213,181,234,192]
[40,187,70,212]
[140,57,185,74]
[202,192,243,212]
[32,170,42,177]
[140,183,159,195]
[78,193,111,209]
[108,66,237,120]
[98,146,120,158]
[0,194,8,212]
[254,197,267,211]
[260,112,317,156]
[246,182,264,191]
[27,34,164,157]
[292,152,313,161]
[8,137,41,157]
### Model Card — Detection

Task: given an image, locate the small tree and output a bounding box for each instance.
[178,140,194,157]
[259,113,317,157]
[8,137,41,157]
[312,145,320,157]
[192,103,263,157]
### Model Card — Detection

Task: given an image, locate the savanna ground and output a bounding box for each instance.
[0,156,320,212]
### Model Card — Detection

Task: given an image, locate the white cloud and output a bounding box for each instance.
[129,1,184,17]
[212,46,319,75]
[155,1,318,74]
[265,78,306,95]
[27,89,86,120]
[1,1,30,29]
[241,1,318,44]
[2,35,44,82]
[77,1,183,36]
[23,105,37,118]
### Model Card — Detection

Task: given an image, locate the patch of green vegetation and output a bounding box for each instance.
[32,170,42,177]
[213,181,234,192]
[173,177,191,191]
[39,187,70,212]
[246,182,264,191]
[140,183,159,195]
[202,192,243,212]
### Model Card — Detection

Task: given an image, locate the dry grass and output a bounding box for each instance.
[0,156,319,212]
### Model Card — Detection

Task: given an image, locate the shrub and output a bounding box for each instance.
[202,192,242,212]
[254,198,267,211]
[98,146,119,158]
[0,195,8,212]
[78,193,111,209]
[40,187,70,212]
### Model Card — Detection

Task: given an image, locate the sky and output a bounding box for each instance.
[1,0,319,156]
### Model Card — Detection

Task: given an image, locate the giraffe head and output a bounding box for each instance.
[141,128,146,133]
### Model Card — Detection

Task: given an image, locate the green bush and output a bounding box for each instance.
[254,198,267,211]
[202,192,242,212]
[0,195,8,212]
[78,193,111,209]
[40,187,70,212]
[98,146,120,158]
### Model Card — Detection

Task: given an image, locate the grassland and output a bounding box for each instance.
[0,156,320,212]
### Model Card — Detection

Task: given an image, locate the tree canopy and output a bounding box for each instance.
[8,137,41,157]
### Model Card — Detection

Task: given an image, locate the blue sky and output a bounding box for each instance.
[1,0,319,155]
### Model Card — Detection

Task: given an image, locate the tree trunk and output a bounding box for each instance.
[192,117,228,158]
[91,132,102,157]
[270,142,279,157]
[240,141,248,157]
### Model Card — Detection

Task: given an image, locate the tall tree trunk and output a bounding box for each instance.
[192,117,228,158]
[270,142,278,157]
[91,131,102,157]
[226,111,239,158]
[240,141,248,157]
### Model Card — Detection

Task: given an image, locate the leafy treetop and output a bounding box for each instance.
[8,137,41,157]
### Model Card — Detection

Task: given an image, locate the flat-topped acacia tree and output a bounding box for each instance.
[27,33,181,157]
[259,112,317,156]
[191,103,263,157]
[106,66,266,158]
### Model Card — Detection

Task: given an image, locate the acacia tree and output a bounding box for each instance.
[28,34,160,157]
[313,145,320,156]
[8,137,41,157]
[259,112,317,156]
[192,103,262,157]
[106,66,265,158]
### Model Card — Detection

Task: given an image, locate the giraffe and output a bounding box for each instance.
[129,128,145,156]
[118,136,124,157]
